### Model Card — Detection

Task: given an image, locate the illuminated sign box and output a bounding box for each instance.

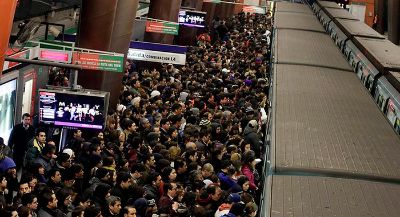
[178,10,207,28]
[38,49,72,63]
[72,52,124,73]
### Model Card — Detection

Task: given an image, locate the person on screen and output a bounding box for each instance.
[8,113,35,171]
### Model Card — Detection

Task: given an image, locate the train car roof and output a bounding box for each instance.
[354,37,400,71]
[336,18,385,39]
[325,7,359,20]
[268,175,400,217]
[274,11,325,32]
[271,63,400,181]
[275,1,313,14]
[274,29,352,71]
[317,0,342,9]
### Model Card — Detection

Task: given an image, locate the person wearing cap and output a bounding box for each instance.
[8,113,35,171]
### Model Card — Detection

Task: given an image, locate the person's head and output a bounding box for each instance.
[174,158,187,174]
[35,128,46,144]
[0,173,7,190]
[117,172,133,189]
[17,205,30,217]
[131,163,146,179]
[73,129,82,138]
[146,172,162,187]
[93,183,111,200]
[56,188,73,207]
[21,193,38,210]
[22,113,31,126]
[164,182,178,198]
[201,163,214,179]
[40,192,58,209]
[18,179,31,195]
[143,154,155,168]
[245,202,258,217]
[161,167,177,182]
[48,168,62,183]
[207,184,222,201]
[229,202,245,217]
[42,145,56,159]
[237,175,250,192]
[90,143,102,156]
[160,119,170,131]
[107,196,122,215]
[57,152,72,168]
[71,206,85,217]
[122,206,136,217]
[84,206,102,217]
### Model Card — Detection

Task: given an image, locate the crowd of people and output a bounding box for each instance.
[0,11,272,217]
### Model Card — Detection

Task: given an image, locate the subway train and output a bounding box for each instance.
[311,0,400,135]
[260,1,400,217]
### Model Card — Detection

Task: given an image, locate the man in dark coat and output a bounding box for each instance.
[8,113,35,170]
[243,120,261,157]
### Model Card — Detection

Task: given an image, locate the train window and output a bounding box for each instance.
[382,98,389,114]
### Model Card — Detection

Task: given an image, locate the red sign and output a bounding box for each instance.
[39,49,71,63]
[145,21,179,35]
[4,48,30,70]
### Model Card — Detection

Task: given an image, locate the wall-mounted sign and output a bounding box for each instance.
[145,21,179,35]
[39,49,72,63]
[127,48,186,65]
[243,6,266,14]
[72,52,124,73]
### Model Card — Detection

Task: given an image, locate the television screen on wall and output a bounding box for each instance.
[0,79,17,145]
[39,89,109,130]
[178,10,206,28]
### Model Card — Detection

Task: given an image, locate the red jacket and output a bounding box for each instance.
[241,164,257,190]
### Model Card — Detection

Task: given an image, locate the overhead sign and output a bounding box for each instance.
[178,10,206,28]
[243,6,266,14]
[145,21,179,35]
[127,48,186,65]
[39,49,72,63]
[72,52,124,73]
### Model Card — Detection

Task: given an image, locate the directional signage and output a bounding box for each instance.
[72,52,124,73]
[145,21,179,35]
[3,48,31,71]
[127,48,186,65]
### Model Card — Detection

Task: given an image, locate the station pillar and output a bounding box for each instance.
[0,0,17,77]
[376,0,385,34]
[77,0,139,108]
[215,0,236,19]
[388,0,400,45]
[144,0,182,45]
[202,1,217,25]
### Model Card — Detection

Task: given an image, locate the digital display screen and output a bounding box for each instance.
[178,10,206,28]
[0,79,17,145]
[39,90,107,130]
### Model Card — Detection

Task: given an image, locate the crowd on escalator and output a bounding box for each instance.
[0,11,272,217]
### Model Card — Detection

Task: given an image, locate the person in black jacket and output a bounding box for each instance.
[8,113,35,170]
